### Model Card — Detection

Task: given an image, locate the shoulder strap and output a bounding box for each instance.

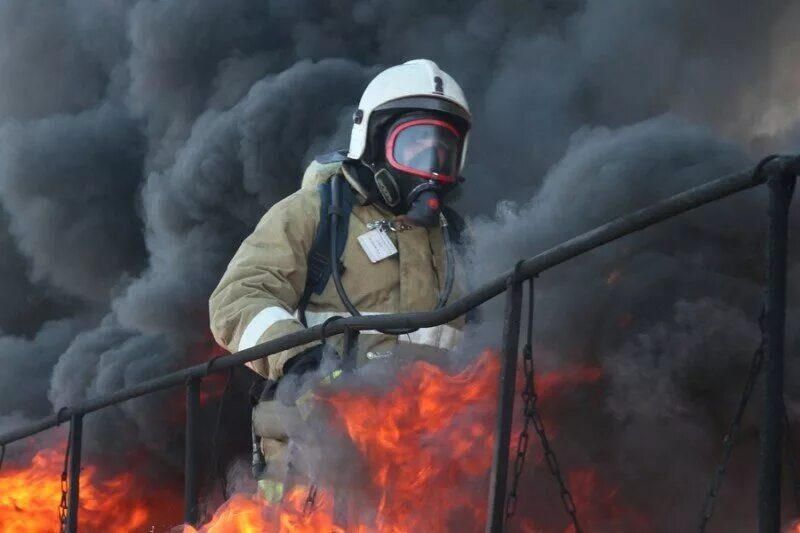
[297,177,354,325]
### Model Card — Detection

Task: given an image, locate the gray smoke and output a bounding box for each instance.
[465,114,800,530]
[0,0,798,530]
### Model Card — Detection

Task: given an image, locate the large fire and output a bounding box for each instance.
[184,349,647,532]
[0,349,649,532]
[0,441,179,532]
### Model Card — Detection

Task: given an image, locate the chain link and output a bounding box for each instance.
[505,279,535,521]
[505,343,533,520]
[783,403,800,515]
[506,279,583,533]
[59,434,71,533]
[697,309,766,532]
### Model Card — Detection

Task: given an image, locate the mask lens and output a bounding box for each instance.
[386,119,460,182]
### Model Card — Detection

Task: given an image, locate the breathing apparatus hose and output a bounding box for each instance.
[329,173,456,335]
[329,173,362,318]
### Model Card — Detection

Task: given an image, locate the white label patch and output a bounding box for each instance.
[357,229,398,263]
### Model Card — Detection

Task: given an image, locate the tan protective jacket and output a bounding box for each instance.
[209,160,463,380]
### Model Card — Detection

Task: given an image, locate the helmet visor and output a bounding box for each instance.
[385,119,461,182]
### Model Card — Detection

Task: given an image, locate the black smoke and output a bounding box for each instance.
[0,0,798,531]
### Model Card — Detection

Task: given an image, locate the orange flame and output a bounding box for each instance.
[323,349,500,531]
[184,488,347,533]
[189,349,642,532]
[0,443,178,532]
[0,349,641,532]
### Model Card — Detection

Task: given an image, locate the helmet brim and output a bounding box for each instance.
[374,96,471,128]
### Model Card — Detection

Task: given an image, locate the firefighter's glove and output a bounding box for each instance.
[282,344,324,376]
[274,345,324,409]
[280,345,345,420]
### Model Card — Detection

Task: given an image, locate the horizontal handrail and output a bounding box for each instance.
[1,154,798,447]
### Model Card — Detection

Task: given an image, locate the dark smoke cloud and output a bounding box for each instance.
[0,2,111,121]
[0,211,76,336]
[466,114,799,529]
[0,104,147,303]
[114,58,368,340]
[0,0,798,530]
[0,319,84,419]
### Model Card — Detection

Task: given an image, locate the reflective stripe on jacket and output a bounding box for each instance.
[209,160,463,380]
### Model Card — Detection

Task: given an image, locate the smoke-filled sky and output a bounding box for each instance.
[0,0,799,530]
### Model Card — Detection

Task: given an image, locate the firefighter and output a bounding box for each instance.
[209,59,472,499]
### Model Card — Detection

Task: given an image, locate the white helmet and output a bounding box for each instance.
[347,59,471,174]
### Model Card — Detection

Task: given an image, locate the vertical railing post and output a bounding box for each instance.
[185,377,201,527]
[341,327,360,372]
[66,414,83,533]
[486,266,525,533]
[759,172,796,532]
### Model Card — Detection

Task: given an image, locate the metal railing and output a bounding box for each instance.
[0,155,797,533]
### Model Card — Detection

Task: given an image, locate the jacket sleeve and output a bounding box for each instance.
[209,190,320,380]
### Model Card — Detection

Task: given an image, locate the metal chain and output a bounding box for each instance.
[782,402,800,515]
[59,432,71,533]
[505,278,583,533]
[697,309,766,532]
[505,279,536,522]
[505,341,533,521]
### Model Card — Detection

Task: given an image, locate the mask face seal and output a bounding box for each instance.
[373,168,402,208]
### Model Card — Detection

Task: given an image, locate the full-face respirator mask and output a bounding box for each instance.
[368,111,465,227]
